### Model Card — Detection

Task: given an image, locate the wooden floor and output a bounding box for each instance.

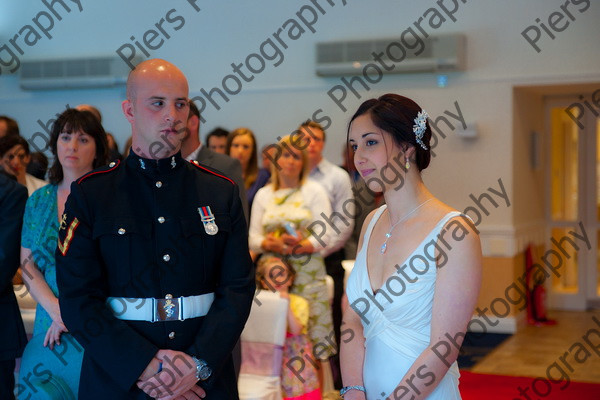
[472,310,600,383]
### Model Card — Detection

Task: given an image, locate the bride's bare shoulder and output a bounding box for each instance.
[356,207,383,252]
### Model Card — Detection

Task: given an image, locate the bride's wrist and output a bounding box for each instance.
[340,385,366,399]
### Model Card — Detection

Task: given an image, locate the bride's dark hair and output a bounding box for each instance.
[348,94,432,171]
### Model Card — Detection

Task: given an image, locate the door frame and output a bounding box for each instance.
[543,96,597,310]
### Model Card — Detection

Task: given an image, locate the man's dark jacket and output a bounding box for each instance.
[56,152,255,399]
[195,145,248,223]
[0,172,27,362]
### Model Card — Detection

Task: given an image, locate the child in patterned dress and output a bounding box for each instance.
[257,256,321,400]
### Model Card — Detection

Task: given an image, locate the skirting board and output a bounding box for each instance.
[467,312,527,334]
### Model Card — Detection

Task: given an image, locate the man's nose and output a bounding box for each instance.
[165,104,177,123]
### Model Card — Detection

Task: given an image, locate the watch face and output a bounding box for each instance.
[199,365,211,380]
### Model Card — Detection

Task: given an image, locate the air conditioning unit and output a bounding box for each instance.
[19,56,134,90]
[316,34,465,76]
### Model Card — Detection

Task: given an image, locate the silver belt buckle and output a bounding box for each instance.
[153,295,184,322]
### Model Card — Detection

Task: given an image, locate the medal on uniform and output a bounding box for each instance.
[198,206,218,235]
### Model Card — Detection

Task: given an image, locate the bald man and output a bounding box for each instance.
[75,104,102,123]
[56,59,254,399]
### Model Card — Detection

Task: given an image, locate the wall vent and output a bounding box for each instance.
[19,56,134,90]
[316,34,465,76]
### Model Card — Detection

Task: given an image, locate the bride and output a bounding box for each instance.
[340,94,481,400]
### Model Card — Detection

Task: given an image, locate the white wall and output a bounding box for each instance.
[1,0,599,226]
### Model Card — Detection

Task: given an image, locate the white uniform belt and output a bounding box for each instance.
[106,293,214,322]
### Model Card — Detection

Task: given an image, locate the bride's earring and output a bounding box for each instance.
[405,156,410,170]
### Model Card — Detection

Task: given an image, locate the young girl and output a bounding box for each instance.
[257,256,321,400]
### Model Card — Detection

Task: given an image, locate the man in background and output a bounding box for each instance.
[205,127,228,154]
[0,116,20,138]
[76,104,122,161]
[0,170,28,399]
[75,104,102,123]
[181,102,248,223]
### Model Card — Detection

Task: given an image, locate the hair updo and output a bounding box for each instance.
[348,94,432,171]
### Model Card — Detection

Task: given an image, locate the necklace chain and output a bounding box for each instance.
[380,198,434,254]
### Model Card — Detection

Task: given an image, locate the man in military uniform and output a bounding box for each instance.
[56,59,255,399]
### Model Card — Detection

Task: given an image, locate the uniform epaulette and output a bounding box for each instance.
[189,160,235,185]
[77,160,121,184]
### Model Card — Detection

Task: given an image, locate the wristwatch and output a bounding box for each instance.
[191,356,212,381]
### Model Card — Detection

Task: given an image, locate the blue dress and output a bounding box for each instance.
[21,184,59,334]
[18,184,83,398]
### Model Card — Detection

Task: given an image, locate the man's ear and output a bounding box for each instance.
[122,100,134,123]
[189,114,200,134]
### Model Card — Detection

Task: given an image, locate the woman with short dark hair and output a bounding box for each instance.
[18,108,109,398]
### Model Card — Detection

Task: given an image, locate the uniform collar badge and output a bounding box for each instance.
[198,206,218,235]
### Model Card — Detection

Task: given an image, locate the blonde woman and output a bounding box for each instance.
[249,135,336,380]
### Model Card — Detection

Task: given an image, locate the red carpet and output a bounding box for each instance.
[459,371,600,399]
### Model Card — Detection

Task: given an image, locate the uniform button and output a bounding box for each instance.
[118,228,126,235]
[109,161,116,167]
[163,254,171,262]
[158,216,165,224]
[169,331,175,339]
[156,181,163,188]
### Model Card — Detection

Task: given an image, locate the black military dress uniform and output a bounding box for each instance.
[56,151,255,399]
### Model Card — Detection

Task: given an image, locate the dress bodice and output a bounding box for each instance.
[346,205,465,399]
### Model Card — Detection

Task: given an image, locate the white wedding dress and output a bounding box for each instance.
[346,205,462,400]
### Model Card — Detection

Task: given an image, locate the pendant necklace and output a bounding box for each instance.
[380,198,433,254]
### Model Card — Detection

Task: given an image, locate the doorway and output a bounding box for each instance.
[545,96,599,310]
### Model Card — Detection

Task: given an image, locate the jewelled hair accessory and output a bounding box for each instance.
[412,110,429,150]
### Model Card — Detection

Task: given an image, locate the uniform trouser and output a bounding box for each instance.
[324,249,345,389]
[0,359,16,400]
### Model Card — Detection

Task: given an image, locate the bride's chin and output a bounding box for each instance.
[364,179,385,194]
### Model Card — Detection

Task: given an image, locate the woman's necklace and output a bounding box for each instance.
[380,198,434,254]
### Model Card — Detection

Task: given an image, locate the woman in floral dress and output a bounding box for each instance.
[249,135,336,374]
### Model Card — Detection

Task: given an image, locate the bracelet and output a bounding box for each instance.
[340,385,366,397]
